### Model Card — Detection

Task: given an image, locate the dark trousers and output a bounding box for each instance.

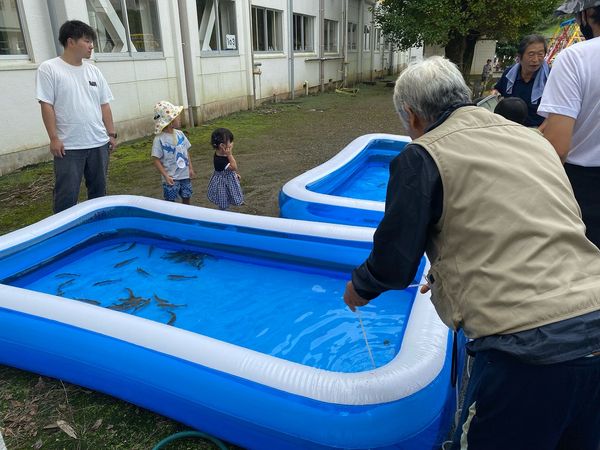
[53,143,110,213]
[565,163,600,249]
[451,350,600,450]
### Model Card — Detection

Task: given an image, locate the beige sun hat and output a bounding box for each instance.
[153,100,183,134]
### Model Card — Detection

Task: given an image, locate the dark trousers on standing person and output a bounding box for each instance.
[565,163,600,249]
[53,143,110,213]
[451,350,600,450]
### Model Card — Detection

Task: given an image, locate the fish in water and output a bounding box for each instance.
[105,242,127,251]
[57,279,76,290]
[108,288,145,312]
[114,257,138,268]
[162,250,213,269]
[167,274,198,280]
[93,279,122,286]
[136,267,151,277]
[148,245,155,257]
[75,298,101,306]
[153,294,186,309]
[55,273,79,279]
[133,298,151,312]
[119,242,137,252]
[166,310,176,326]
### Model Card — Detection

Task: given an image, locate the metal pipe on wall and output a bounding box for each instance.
[341,0,348,87]
[173,0,193,127]
[288,0,294,99]
[319,0,324,92]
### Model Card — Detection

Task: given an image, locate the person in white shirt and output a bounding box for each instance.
[36,20,117,213]
[538,0,600,247]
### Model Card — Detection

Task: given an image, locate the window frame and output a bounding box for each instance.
[87,0,164,61]
[323,19,338,54]
[347,21,357,52]
[363,24,371,52]
[197,0,239,55]
[0,0,30,60]
[292,13,314,53]
[252,5,283,53]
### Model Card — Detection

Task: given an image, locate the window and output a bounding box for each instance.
[347,22,357,51]
[323,19,337,53]
[252,6,282,52]
[197,0,237,52]
[374,28,382,50]
[293,13,313,52]
[86,0,162,55]
[0,0,27,56]
[363,24,370,51]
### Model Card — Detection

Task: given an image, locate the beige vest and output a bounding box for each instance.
[414,106,600,338]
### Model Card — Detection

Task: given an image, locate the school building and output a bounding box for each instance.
[0,0,421,175]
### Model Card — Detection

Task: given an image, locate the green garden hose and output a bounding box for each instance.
[152,430,228,450]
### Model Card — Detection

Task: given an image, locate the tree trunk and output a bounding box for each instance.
[444,31,481,77]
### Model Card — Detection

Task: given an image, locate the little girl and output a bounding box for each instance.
[151,101,195,204]
[207,128,244,210]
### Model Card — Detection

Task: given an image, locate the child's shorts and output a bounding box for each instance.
[163,179,193,201]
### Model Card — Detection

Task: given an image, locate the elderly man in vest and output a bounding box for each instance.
[344,56,600,450]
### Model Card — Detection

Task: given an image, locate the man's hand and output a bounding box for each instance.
[108,135,117,153]
[49,137,65,157]
[343,281,371,312]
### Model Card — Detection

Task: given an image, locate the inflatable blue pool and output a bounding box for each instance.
[0,196,458,449]
[279,134,411,227]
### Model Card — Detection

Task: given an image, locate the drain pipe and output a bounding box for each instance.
[341,0,348,86]
[248,0,258,107]
[369,10,375,81]
[358,0,364,82]
[319,0,324,93]
[288,0,294,99]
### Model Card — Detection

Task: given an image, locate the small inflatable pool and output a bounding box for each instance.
[279,134,411,227]
[0,196,457,449]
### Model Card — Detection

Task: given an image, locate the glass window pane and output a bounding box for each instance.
[0,0,27,55]
[87,0,128,53]
[126,0,162,52]
[219,0,237,50]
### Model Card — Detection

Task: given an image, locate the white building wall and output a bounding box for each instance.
[0,0,411,175]
[470,39,497,75]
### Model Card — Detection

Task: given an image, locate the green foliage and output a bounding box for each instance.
[375,0,560,53]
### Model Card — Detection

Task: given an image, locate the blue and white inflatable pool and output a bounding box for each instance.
[279,134,411,227]
[0,196,457,449]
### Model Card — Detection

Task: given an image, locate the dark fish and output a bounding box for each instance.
[107,303,132,311]
[57,279,76,290]
[166,310,176,326]
[114,257,138,268]
[133,298,151,312]
[55,273,79,279]
[105,242,127,251]
[75,298,101,306]
[167,274,197,280]
[148,245,155,257]
[56,289,65,297]
[136,267,151,277]
[119,242,137,252]
[153,293,186,308]
[162,250,211,269]
[93,279,121,286]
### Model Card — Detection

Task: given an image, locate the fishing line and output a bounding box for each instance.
[355,309,377,370]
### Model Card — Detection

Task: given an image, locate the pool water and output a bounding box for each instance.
[307,151,395,202]
[7,236,416,373]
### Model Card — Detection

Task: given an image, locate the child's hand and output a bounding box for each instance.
[166,175,174,185]
[189,168,196,179]
[235,172,241,180]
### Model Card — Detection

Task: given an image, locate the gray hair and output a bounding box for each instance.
[393,56,472,126]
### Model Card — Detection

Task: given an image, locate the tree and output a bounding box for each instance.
[374,0,558,74]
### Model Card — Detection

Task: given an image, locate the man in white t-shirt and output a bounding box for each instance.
[36,20,117,213]
[538,0,600,247]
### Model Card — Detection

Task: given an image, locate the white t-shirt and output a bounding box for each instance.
[538,38,600,167]
[36,57,114,150]
[151,130,192,181]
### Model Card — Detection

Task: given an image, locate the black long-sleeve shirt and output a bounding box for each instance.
[351,108,600,364]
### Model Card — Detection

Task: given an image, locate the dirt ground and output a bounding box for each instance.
[1,81,423,450]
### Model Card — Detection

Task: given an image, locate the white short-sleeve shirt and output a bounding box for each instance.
[36,57,114,150]
[538,38,600,167]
